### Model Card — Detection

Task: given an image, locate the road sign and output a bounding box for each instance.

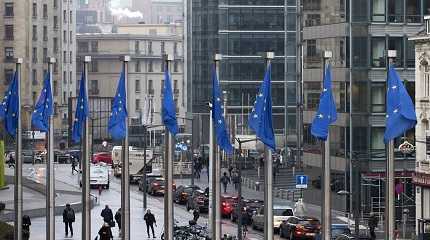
[296,175,308,189]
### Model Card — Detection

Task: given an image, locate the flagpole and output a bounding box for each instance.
[46,57,56,240]
[210,53,222,240]
[263,51,274,240]
[321,51,332,240]
[14,57,23,240]
[164,54,174,240]
[121,55,131,240]
[385,50,397,240]
[82,56,91,240]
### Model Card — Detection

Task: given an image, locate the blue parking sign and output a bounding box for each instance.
[296,175,308,189]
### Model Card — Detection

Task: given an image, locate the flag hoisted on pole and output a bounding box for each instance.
[0,71,19,136]
[248,52,275,240]
[72,71,89,143]
[31,73,54,132]
[310,51,336,240]
[108,68,128,140]
[162,54,177,240]
[384,65,417,143]
[211,65,233,154]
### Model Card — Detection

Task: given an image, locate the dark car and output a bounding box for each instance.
[187,189,209,213]
[231,199,264,225]
[174,185,201,204]
[279,216,321,239]
[146,178,176,195]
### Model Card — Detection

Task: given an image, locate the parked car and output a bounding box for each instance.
[220,194,238,218]
[6,151,43,164]
[53,150,71,163]
[252,204,294,232]
[79,163,110,189]
[138,171,163,191]
[91,152,113,165]
[146,178,176,196]
[174,185,201,204]
[279,216,320,239]
[231,199,264,224]
[187,189,209,213]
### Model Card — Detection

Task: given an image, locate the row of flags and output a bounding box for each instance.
[0,62,417,151]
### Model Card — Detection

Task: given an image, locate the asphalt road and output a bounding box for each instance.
[25,164,277,240]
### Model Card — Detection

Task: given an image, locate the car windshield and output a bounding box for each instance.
[299,219,320,225]
[273,209,294,216]
[154,180,165,185]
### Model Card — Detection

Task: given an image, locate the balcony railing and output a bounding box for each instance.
[89,88,99,95]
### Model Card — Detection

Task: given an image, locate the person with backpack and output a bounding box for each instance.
[22,215,31,240]
[62,203,75,237]
[144,209,157,238]
[101,205,114,226]
[115,208,122,236]
[220,172,230,193]
[98,222,113,240]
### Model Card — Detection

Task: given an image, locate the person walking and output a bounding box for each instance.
[221,172,231,193]
[368,212,379,240]
[62,203,75,237]
[193,209,200,222]
[144,209,157,238]
[232,171,240,191]
[101,205,114,226]
[22,215,31,240]
[71,157,78,175]
[115,208,122,236]
[98,222,113,240]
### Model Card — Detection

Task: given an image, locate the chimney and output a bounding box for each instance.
[426,15,430,35]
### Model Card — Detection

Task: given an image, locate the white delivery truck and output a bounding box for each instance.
[79,163,110,189]
[112,146,153,183]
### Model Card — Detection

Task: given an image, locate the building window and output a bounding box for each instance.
[43,48,48,63]
[135,41,140,53]
[54,16,58,29]
[135,61,141,72]
[305,14,321,27]
[148,79,154,95]
[174,61,179,72]
[371,83,385,113]
[4,69,13,84]
[303,0,321,11]
[148,60,153,72]
[148,41,153,55]
[32,3,37,18]
[406,0,421,23]
[43,26,48,41]
[306,40,317,57]
[371,37,386,67]
[63,71,67,84]
[388,37,404,67]
[161,60,165,72]
[135,99,141,111]
[4,25,13,40]
[423,72,430,98]
[63,91,67,102]
[78,41,89,52]
[91,60,98,72]
[53,81,58,96]
[388,0,404,23]
[32,69,37,85]
[406,40,415,68]
[372,0,386,22]
[43,4,48,19]
[70,31,73,44]
[54,38,58,53]
[90,41,98,52]
[135,79,141,93]
[32,48,37,63]
[90,80,99,95]
[4,47,14,62]
[174,80,178,91]
[161,42,165,55]
[32,25,37,41]
[63,10,67,23]
[63,30,67,43]
[70,10,72,23]
[4,3,14,17]
[70,71,73,84]
[63,51,67,63]
[53,0,57,8]
[371,127,385,151]
[174,42,178,55]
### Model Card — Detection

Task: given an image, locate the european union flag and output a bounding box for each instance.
[162,66,178,135]
[0,72,19,136]
[72,72,89,143]
[384,65,416,143]
[31,73,53,132]
[212,67,233,154]
[249,64,275,150]
[108,69,128,140]
[311,64,337,141]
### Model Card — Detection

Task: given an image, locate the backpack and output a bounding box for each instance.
[67,209,75,221]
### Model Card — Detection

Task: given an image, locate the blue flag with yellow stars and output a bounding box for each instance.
[72,72,89,143]
[31,73,53,132]
[162,66,178,135]
[108,69,128,140]
[311,64,337,141]
[0,72,19,136]
[384,65,416,143]
[212,66,233,154]
[248,64,276,151]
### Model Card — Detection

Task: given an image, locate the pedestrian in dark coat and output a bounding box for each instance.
[101,205,114,224]
[144,209,157,238]
[368,212,379,240]
[98,222,113,240]
[220,172,231,193]
[62,203,75,237]
[115,208,122,235]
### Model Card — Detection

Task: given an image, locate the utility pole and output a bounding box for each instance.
[163,54,175,240]
[46,57,56,240]
[143,125,148,209]
[121,55,131,240]
[263,52,274,240]
[82,56,91,240]
[14,57,23,240]
[321,51,332,240]
[385,49,397,240]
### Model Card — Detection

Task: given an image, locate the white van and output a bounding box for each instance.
[112,146,153,183]
[79,163,110,189]
[252,204,295,231]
